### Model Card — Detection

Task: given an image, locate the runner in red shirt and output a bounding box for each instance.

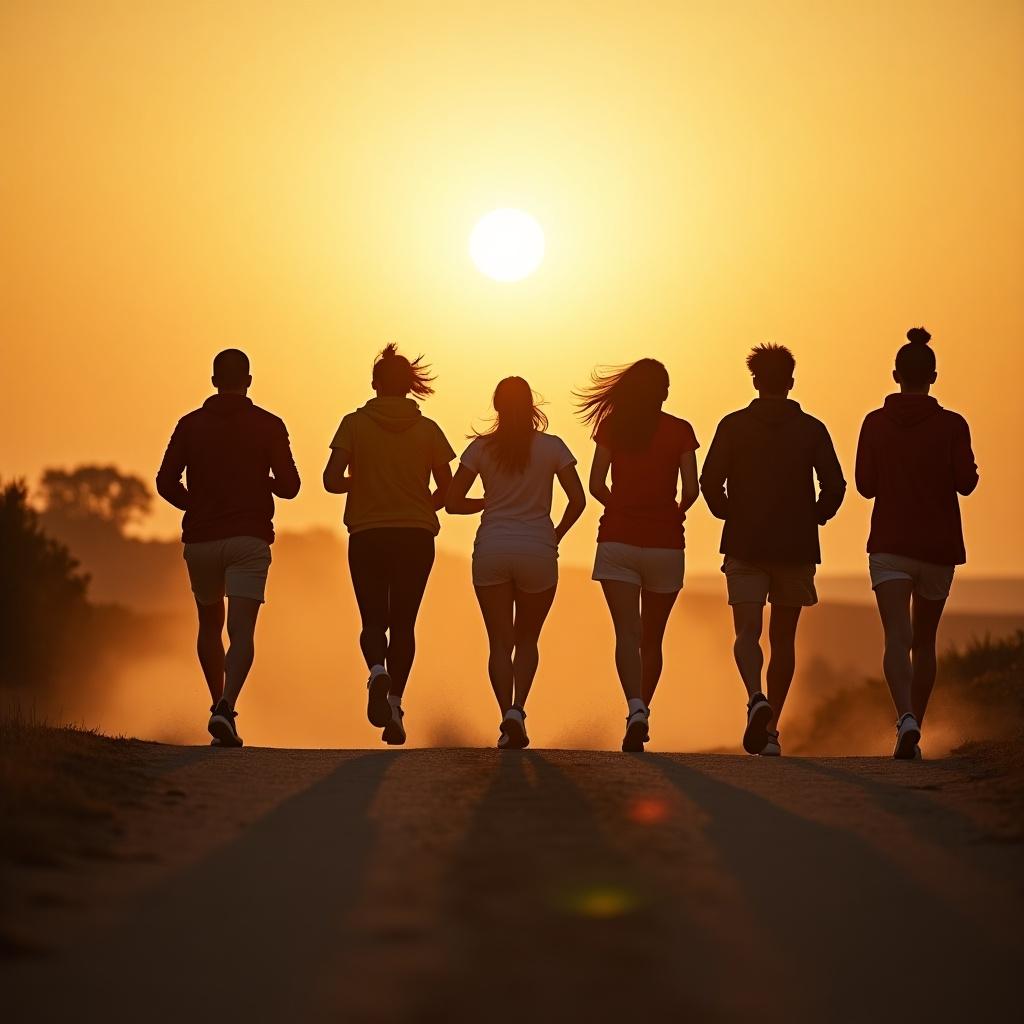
[576,358,700,752]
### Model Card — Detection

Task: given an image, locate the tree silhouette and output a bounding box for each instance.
[0,480,90,688]
[39,465,152,532]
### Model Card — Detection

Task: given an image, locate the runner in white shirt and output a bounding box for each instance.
[446,377,586,748]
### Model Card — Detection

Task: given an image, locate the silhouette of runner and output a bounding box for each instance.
[446,377,586,748]
[156,349,300,747]
[576,359,700,752]
[701,344,845,757]
[323,344,455,745]
[856,327,979,759]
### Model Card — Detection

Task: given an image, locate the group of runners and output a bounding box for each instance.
[156,328,977,759]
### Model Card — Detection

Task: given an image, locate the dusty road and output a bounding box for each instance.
[5,747,1023,1022]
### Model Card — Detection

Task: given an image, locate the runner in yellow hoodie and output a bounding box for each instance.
[324,344,455,745]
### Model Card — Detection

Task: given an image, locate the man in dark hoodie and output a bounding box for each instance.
[701,343,846,757]
[157,349,300,747]
[856,327,978,760]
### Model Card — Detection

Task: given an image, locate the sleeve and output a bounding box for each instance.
[854,417,877,499]
[269,418,301,499]
[813,424,847,525]
[678,419,699,454]
[553,436,577,470]
[432,423,457,469]
[330,415,354,452]
[459,438,482,473]
[952,416,979,496]
[698,420,730,520]
[155,420,190,512]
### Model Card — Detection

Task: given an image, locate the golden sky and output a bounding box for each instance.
[2,1,1022,575]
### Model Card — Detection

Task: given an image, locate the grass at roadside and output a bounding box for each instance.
[0,710,154,870]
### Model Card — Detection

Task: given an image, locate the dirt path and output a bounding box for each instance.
[5,748,1022,1022]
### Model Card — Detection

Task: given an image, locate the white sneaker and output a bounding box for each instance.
[382,703,406,746]
[743,693,772,754]
[499,706,529,750]
[893,713,921,760]
[366,665,392,727]
[622,707,649,753]
[759,729,781,757]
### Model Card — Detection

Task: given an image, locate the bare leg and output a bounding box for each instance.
[874,580,914,718]
[511,586,557,708]
[765,604,802,729]
[475,582,516,713]
[731,603,765,698]
[639,589,679,706]
[196,599,226,705]
[600,581,643,701]
[911,594,946,725]
[222,596,261,709]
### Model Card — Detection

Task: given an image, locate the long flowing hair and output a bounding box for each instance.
[473,376,548,473]
[574,358,669,450]
[372,342,435,398]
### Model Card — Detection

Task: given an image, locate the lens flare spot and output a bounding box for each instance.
[561,884,637,919]
[627,796,670,825]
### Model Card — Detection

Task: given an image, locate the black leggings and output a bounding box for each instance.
[347,528,435,696]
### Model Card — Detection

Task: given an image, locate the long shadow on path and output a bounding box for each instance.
[426,751,730,1023]
[651,755,1020,1023]
[8,751,397,1024]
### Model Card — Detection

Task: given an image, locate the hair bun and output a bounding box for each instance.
[906,326,932,346]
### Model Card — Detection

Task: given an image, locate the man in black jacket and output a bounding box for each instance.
[700,344,845,757]
[157,349,300,747]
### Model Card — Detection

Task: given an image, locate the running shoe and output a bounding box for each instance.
[622,707,649,753]
[742,693,772,754]
[893,713,921,760]
[759,729,781,757]
[499,705,529,750]
[367,665,393,727]
[382,704,406,746]
[208,699,243,748]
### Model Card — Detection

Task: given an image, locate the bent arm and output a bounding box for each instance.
[699,427,729,520]
[323,448,351,494]
[814,429,846,524]
[588,444,613,506]
[445,463,485,515]
[554,464,586,542]
[854,421,876,499]
[430,461,454,511]
[269,429,300,499]
[953,420,979,496]
[678,450,700,516]
[156,426,189,511]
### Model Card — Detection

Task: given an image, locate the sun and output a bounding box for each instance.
[469,208,545,282]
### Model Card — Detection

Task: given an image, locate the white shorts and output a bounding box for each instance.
[472,551,558,593]
[183,536,272,605]
[592,542,685,593]
[869,553,955,602]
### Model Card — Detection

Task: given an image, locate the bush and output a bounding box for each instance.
[0,481,90,689]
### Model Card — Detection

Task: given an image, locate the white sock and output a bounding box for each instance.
[505,706,524,721]
[369,664,388,680]
[387,694,402,709]
[627,698,647,716]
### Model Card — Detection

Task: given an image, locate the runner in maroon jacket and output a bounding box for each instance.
[856,327,978,759]
[157,349,300,748]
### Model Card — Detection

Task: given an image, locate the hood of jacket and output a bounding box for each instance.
[358,396,423,433]
[882,393,941,428]
[747,397,803,425]
[202,394,254,416]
